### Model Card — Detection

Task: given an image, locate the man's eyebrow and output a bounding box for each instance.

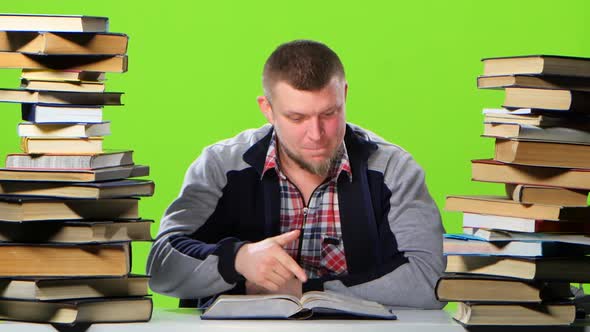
[321,104,342,113]
[284,104,341,115]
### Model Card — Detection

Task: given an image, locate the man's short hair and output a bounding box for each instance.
[262,40,345,99]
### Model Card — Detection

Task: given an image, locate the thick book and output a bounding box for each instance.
[506,183,588,207]
[201,291,396,320]
[0,164,148,182]
[484,114,566,126]
[0,31,127,55]
[435,273,572,302]
[21,69,105,82]
[22,104,103,123]
[0,14,108,32]
[454,302,575,326]
[21,137,103,154]
[445,255,590,282]
[0,297,152,324]
[472,159,590,190]
[0,274,149,301]
[0,275,150,300]
[482,108,581,127]
[17,122,111,138]
[5,150,133,169]
[482,55,590,78]
[0,219,153,243]
[0,52,127,72]
[464,227,590,246]
[0,196,139,222]
[0,179,155,199]
[443,234,590,257]
[462,213,590,233]
[503,87,590,112]
[495,138,590,169]
[0,88,123,105]
[477,74,590,91]
[0,242,130,277]
[21,79,105,93]
[20,136,104,154]
[483,123,590,145]
[445,195,590,221]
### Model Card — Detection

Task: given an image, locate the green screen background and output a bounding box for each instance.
[0,0,589,309]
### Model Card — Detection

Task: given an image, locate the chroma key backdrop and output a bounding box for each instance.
[0,0,589,308]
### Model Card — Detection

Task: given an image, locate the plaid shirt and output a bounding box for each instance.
[262,133,351,278]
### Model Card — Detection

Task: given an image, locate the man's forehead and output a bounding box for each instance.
[272,76,345,93]
[269,79,345,106]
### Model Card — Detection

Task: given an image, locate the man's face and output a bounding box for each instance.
[258,77,347,177]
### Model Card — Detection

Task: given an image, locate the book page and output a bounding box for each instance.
[300,291,396,319]
[201,294,302,319]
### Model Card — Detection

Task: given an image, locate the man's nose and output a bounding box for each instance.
[307,117,323,141]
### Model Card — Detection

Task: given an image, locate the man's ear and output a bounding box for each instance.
[344,82,348,101]
[257,95,274,124]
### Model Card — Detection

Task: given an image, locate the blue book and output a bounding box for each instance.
[444,233,590,257]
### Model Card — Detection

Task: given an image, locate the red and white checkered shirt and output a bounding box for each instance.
[262,133,351,278]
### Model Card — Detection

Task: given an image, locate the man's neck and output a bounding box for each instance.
[277,147,327,205]
[278,147,326,183]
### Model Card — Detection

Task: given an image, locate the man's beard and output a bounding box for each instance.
[279,143,342,177]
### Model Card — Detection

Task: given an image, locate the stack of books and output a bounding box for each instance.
[0,14,153,325]
[440,55,590,326]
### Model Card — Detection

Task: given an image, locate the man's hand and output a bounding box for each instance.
[245,277,302,298]
[235,230,307,292]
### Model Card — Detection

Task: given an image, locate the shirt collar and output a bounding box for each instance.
[261,130,352,182]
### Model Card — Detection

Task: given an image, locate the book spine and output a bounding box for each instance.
[21,104,35,122]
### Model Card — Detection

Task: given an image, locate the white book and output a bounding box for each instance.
[483,108,537,115]
[22,104,103,123]
[462,213,590,233]
[463,212,539,232]
[464,227,590,246]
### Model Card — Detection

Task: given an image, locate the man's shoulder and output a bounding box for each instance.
[347,123,412,160]
[205,124,272,156]
[186,124,272,174]
[347,123,423,182]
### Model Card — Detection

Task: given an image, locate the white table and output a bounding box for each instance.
[1,308,588,332]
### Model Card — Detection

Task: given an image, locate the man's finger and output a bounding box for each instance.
[271,259,293,280]
[267,268,288,287]
[259,280,280,292]
[271,230,300,246]
[275,249,307,282]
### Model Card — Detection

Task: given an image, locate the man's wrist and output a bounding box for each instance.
[214,238,249,284]
[234,242,250,277]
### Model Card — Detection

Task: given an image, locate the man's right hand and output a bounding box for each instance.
[235,230,307,292]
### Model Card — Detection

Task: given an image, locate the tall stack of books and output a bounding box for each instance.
[0,14,153,325]
[439,55,590,326]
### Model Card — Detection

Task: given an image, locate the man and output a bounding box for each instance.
[146,40,445,309]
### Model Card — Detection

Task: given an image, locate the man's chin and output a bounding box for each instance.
[299,158,332,177]
[281,145,337,177]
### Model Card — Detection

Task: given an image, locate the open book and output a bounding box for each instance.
[201,291,396,320]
